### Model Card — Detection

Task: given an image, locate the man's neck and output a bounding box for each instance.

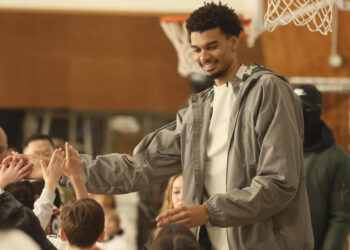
[214,60,240,86]
[68,244,94,250]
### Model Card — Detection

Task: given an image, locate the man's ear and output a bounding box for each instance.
[97,230,105,243]
[229,36,239,51]
[60,228,67,241]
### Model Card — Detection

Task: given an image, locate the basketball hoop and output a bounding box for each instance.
[160,16,252,78]
[264,0,335,35]
[160,16,200,78]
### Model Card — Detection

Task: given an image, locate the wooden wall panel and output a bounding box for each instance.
[1,9,347,149]
[322,93,350,151]
[0,12,190,112]
[0,12,263,112]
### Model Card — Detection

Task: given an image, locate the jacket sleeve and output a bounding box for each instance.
[61,111,185,195]
[33,188,56,230]
[204,74,305,227]
[322,150,350,250]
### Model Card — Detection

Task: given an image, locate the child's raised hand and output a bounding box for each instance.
[63,142,83,181]
[40,148,65,190]
[0,158,33,189]
[64,142,88,199]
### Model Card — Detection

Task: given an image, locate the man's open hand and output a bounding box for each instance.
[156,205,210,228]
[40,148,65,190]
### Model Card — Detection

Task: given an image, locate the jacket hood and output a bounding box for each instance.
[192,63,282,104]
[303,120,335,153]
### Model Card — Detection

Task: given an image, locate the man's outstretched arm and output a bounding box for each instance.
[60,120,183,195]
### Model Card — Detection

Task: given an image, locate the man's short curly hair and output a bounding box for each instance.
[186,2,243,38]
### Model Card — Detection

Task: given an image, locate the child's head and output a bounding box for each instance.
[59,198,105,249]
[160,174,183,214]
[150,223,200,250]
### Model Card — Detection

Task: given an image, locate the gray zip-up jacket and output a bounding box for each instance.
[70,64,314,250]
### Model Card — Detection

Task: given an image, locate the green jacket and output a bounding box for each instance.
[304,122,350,250]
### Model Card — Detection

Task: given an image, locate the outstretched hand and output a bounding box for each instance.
[0,158,33,189]
[63,142,83,181]
[155,205,210,228]
[40,148,65,190]
[64,142,88,199]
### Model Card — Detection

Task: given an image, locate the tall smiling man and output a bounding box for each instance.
[8,3,313,249]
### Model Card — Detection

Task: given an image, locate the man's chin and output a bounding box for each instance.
[205,71,223,80]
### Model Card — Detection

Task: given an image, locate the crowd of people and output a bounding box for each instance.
[0,133,195,250]
[1,2,350,250]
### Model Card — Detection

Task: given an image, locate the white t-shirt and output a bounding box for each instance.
[204,65,246,250]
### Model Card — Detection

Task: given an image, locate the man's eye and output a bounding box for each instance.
[208,46,217,50]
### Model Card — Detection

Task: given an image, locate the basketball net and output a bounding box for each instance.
[264,0,335,35]
[160,17,201,78]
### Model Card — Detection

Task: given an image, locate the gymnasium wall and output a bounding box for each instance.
[0,11,261,112]
[0,9,348,150]
[0,12,189,112]
[260,10,350,151]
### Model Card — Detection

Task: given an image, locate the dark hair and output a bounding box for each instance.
[5,180,36,210]
[150,224,200,250]
[23,134,54,149]
[59,198,105,248]
[186,2,243,38]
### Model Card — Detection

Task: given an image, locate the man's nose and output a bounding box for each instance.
[200,50,210,62]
